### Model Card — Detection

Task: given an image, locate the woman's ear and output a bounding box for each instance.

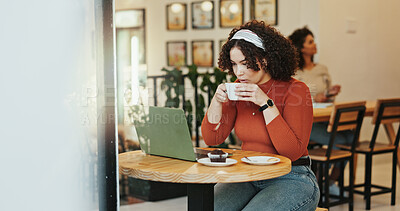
[262,58,268,66]
[257,58,268,72]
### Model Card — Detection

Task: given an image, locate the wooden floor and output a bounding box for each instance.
[120,153,400,211]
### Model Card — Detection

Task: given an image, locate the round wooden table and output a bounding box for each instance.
[119,148,291,211]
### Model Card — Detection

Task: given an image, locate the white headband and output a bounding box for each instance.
[230,29,265,51]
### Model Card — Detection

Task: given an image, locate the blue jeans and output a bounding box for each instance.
[310,122,354,149]
[214,165,320,211]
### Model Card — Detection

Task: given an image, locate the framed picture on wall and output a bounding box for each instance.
[219,0,243,28]
[250,0,278,26]
[166,3,187,30]
[192,40,214,67]
[166,41,187,67]
[191,1,214,29]
[219,39,226,52]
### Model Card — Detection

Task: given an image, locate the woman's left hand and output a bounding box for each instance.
[235,83,268,106]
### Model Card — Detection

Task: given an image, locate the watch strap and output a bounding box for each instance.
[258,104,269,112]
[258,99,274,112]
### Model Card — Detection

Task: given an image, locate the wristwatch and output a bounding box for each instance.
[258,99,274,112]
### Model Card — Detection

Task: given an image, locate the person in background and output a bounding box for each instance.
[289,26,352,196]
[201,20,319,210]
[288,27,341,102]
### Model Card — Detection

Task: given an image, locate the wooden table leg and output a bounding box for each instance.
[187,183,215,211]
[384,123,400,168]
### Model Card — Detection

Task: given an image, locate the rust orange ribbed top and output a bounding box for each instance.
[201,78,313,161]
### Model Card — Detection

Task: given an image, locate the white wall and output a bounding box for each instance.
[319,0,400,140]
[319,0,400,102]
[116,0,320,75]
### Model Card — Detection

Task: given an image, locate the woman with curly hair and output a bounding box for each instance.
[201,20,320,210]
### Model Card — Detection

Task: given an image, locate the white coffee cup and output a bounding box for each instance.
[225,83,239,100]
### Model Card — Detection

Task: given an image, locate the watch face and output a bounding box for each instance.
[267,99,274,106]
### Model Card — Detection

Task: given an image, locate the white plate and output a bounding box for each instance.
[197,158,237,167]
[241,156,280,165]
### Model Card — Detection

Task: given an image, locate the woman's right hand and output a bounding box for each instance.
[213,83,229,104]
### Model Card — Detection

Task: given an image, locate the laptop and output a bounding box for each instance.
[132,105,211,161]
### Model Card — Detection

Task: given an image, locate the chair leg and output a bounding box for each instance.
[365,154,372,210]
[392,150,397,205]
[353,153,358,182]
[339,161,344,199]
[349,158,354,211]
[324,162,330,208]
[362,154,367,200]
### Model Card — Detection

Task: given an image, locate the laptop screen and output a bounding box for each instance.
[131,105,197,161]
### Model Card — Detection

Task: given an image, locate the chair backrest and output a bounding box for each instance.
[326,101,366,158]
[327,101,366,132]
[369,98,400,148]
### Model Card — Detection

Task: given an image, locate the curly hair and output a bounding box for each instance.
[288,26,314,70]
[218,20,298,81]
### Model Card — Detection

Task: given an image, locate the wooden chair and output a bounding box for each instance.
[309,101,366,211]
[337,98,400,210]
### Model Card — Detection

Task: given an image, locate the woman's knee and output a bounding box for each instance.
[214,182,256,211]
[242,169,319,210]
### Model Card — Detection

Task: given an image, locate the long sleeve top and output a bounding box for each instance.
[293,64,331,99]
[201,78,313,161]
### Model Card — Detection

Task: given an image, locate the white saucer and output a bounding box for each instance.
[241,156,280,165]
[197,158,237,167]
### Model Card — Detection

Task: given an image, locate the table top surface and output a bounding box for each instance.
[313,100,376,122]
[119,148,291,184]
